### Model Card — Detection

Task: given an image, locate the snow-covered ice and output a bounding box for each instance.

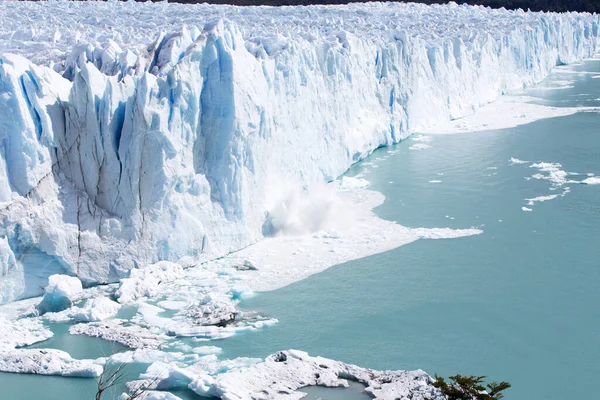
[69,319,164,349]
[116,262,185,304]
[0,1,598,302]
[186,350,444,399]
[121,350,443,399]
[0,349,102,377]
[0,314,53,351]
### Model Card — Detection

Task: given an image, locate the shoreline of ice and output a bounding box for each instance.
[422,94,600,135]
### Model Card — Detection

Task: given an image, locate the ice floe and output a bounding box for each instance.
[0,349,102,377]
[69,319,164,349]
[185,350,444,399]
[581,177,600,185]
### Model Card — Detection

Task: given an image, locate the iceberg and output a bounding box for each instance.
[36,274,83,314]
[0,1,599,302]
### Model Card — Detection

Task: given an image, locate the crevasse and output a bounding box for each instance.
[0,2,598,303]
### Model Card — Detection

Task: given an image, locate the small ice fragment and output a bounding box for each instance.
[581,177,600,185]
[37,275,83,315]
[509,157,529,165]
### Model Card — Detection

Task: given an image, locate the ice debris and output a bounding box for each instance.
[36,274,83,315]
[116,262,185,304]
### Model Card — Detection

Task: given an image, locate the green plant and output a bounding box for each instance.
[427,374,511,400]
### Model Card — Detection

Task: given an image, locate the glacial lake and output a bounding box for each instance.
[0,58,598,399]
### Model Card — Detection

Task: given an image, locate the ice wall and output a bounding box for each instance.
[0,2,598,302]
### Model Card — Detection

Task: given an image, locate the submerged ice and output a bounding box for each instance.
[0,2,599,302]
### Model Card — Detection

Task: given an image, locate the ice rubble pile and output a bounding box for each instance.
[0,1,599,302]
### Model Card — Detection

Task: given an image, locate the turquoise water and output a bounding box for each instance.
[0,59,598,399]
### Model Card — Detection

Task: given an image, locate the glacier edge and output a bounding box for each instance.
[0,2,599,303]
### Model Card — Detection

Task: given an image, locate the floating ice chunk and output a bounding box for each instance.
[102,349,198,366]
[70,296,121,322]
[522,207,533,212]
[529,162,568,186]
[116,262,185,304]
[0,349,102,377]
[188,350,444,399]
[69,319,163,349]
[411,135,432,143]
[339,176,370,190]
[37,274,83,314]
[510,157,529,165]
[428,180,442,184]
[525,194,559,206]
[581,177,600,185]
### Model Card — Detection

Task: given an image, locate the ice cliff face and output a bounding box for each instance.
[0,2,598,303]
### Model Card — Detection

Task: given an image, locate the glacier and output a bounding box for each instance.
[0,1,599,303]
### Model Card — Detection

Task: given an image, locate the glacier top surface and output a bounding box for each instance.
[0,0,588,67]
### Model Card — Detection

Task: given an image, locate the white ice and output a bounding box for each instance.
[0,348,102,377]
[581,177,600,185]
[36,274,83,315]
[0,2,598,302]
[423,95,600,134]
